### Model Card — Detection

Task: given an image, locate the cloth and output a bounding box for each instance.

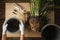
[2,20,8,35]
[19,20,24,34]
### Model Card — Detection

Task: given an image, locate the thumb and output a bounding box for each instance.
[19,24,21,27]
[19,24,21,30]
[3,20,7,25]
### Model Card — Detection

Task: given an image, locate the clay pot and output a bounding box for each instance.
[6,18,20,33]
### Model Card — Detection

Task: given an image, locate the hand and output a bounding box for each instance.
[2,20,8,35]
[19,20,24,34]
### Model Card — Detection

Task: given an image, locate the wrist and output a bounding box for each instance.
[2,34,6,40]
[21,32,24,35]
[2,30,7,35]
[2,32,6,35]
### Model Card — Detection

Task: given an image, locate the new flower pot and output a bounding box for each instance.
[41,24,60,40]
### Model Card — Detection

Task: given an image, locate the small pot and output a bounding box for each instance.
[5,18,21,33]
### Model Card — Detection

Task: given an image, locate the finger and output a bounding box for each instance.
[20,20,23,25]
[19,24,21,31]
[5,24,8,27]
[20,21,24,27]
[3,20,7,25]
[6,24,8,26]
[19,24,21,27]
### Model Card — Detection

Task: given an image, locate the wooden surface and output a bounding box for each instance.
[5,3,30,22]
[5,2,54,37]
[5,3,41,37]
[7,30,41,37]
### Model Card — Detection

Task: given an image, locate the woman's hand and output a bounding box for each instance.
[2,20,8,40]
[19,20,24,34]
[19,20,24,40]
[2,20,8,35]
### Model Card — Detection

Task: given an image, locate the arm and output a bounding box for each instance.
[2,35,6,40]
[20,34,24,40]
[2,21,8,40]
[19,20,24,40]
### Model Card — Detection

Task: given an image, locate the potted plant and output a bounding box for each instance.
[29,0,53,32]
[29,0,40,32]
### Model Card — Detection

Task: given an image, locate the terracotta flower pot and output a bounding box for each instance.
[6,18,20,33]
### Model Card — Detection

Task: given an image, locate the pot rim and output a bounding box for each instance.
[41,24,60,31]
[41,24,60,40]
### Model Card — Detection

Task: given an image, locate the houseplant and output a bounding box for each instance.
[29,0,53,32]
[29,0,40,32]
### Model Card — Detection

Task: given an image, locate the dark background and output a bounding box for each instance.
[0,0,60,40]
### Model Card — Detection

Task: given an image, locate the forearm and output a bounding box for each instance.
[19,20,24,40]
[2,34,6,40]
[20,34,24,40]
[2,20,8,40]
